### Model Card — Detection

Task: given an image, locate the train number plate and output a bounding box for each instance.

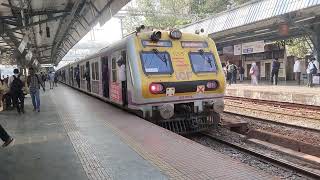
[166,87,175,96]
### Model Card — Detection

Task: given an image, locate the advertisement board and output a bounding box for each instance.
[234,44,242,55]
[223,46,233,55]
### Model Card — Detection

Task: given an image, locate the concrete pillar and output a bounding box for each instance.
[310,24,320,62]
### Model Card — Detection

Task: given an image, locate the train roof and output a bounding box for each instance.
[56,30,211,70]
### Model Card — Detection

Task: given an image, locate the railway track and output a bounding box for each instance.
[224,96,320,112]
[223,111,320,134]
[202,131,320,179]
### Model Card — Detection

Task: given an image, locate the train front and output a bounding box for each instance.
[130,29,226,134]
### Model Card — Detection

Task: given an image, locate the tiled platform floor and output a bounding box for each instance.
[0,84,275,180]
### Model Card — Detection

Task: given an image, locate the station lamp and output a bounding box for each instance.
[150,31,162,41]
[169,29,182,39]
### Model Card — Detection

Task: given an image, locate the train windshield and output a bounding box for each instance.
[140,50,173,74]
[189,51,217,73]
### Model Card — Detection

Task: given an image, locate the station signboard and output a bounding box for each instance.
[241,41,265,54]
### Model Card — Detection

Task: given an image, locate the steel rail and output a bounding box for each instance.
[201,131,320,179]
[223,111,320,134]
[224,96,320,111]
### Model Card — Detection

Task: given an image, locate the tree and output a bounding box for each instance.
[122,0,251,35]
[277,36,313,58]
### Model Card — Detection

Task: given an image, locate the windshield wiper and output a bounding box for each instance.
[152,49,168,66]
[199,49,213,68]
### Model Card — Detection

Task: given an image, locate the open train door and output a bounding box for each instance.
[101,56,109,98]
[110,50,128,107]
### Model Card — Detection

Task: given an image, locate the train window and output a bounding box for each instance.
[112,58,117,82]
[189,52,217,73]
[140,51,173,74]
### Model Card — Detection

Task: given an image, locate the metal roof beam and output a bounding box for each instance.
[1,14,66,34]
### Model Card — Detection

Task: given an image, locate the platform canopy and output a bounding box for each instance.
[181,0,320,47]
[0,0,130,66]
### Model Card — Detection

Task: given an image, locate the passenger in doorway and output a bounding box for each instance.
[75,67,80,88]
[0,124,14,148]
[117,58,126,105]
[238,66,245,82]
[9,69,25,114]
[307,57,318,87]
[54,73,58,87]
[27,68,45,112]
[250,62,259,85]
[271,58,280,85]
[84,68,91,91]
[48,71,55,89]
[227,63,237,85]
[293,59,301,85]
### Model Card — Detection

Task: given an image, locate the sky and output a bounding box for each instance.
[56,17,122,69]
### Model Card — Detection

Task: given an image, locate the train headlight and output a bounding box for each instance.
[169,29,182,39]
[213,100,224,113]
[149,83,164,94]
[159,104,174,120]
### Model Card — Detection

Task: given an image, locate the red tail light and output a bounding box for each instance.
[149,83,164,94]
[206,81,218,89]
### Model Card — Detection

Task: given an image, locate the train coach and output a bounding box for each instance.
[57,27,226,134]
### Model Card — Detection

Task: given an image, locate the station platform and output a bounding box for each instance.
[226,81,320,106]
[0,84,274,180]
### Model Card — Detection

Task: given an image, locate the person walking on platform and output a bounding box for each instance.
[293,59,301,85]
[0,124,14,147]
[48,71,55,89]
[238,66,245,82]
[307,58,317,87]
[250,62,259,85]
[40,72,47,87]
[271,58,280,85]
[27,68,45,112]
[10,69,25,114]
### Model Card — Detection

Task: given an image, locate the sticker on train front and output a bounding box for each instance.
[197,85,205,93]
[166,87,175,96]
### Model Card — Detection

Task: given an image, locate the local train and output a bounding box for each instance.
[57,28,226,134]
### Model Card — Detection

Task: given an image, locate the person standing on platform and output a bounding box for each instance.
[293,59,301,85]
[307,58,318,87]
[227,63,237,85]
[271,58,280,85]
[238,66,245,82]
[250,62,259,85]
[27,68,45,112]
[10,69,25,114]
[0,124,14,147]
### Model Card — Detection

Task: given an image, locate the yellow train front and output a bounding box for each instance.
[130,29,226,134]
[57,29,226,135]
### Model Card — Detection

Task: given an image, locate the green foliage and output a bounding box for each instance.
[122,0,251,35]
[277,36,313,58]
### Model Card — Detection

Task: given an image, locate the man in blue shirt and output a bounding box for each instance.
[271,58,280,85]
